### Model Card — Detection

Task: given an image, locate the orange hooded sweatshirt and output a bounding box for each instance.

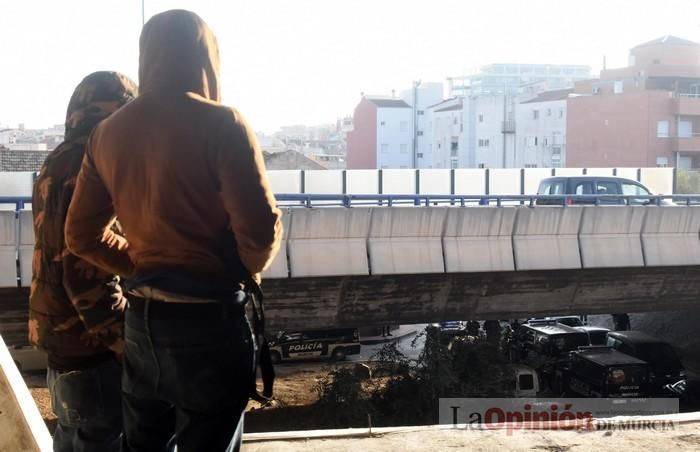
[65,10,282,289]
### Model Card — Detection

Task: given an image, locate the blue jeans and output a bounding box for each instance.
[121,300,254,452]
[47,358,122,452]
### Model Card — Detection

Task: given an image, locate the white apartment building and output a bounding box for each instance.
[376,101,413,169]
[428,94,518,169]
[401,82,444,168]
[515,89,571,168]
[347,96,413,169]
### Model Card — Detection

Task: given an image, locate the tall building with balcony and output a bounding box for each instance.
[567,36,700,168]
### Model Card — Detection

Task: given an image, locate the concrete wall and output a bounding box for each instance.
[288,208,371,277]
[579,206,646,268]
[642,206,700,266]
[368,208,446,275]
[18,210,32,287]
[513,207,583,270]
[443,207,516,272]
[0,212,16,287]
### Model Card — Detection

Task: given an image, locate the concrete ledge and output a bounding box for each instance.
[243,413,700,451]
[0,335,52,451]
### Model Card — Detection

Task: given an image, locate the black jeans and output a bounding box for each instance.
[121,300,254,452]
[48,359,122,452]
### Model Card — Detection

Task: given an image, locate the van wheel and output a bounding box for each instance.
[269,351,281,365]
[332,348,346,362]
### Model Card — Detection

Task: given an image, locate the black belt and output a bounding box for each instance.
[127,295,244,319]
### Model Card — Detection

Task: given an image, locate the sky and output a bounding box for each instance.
[1,0,699,133]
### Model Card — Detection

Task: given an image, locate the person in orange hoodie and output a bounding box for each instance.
[65,10,283,452]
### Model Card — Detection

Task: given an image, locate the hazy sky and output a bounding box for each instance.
[1,0,699,133]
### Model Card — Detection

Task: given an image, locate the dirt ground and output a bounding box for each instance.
[27,363,335,435]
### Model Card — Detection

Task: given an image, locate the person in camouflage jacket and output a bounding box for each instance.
[29,71,136,452]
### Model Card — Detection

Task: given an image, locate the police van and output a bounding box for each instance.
[268,328,361,364]
[558,346,651,397]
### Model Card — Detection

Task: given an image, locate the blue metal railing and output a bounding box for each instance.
[274,193,700,208]
[0,196,31,213]
[4,194,700,211]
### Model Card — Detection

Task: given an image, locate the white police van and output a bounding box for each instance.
[268,328,361,364]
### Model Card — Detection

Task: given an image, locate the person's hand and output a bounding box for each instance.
[111,284,128,311]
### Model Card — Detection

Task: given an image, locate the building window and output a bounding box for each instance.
[525,163,538,168]
[657,120,669,138]
[381,143,389,153]
[400,144,408,153]
[417,110,425,116]
[534,137,538,146]
[544,137,548,146]
[400,165,408,169]
[478,114,484,123]
[417,131,424,136]
[453,117,458,125]
[656,157,669,167]
[533,110,539,119]
[478,138,490,147]
[547,108,552,117]
[450,159,459,169]
[380,121,386,126]
[400,121,408,132]
[559,109,564,119]
[613,81,623,94]
[417,153,424,159]
[478,163,485,168]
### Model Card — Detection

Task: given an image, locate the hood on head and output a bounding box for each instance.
[64,71,137,141]
[139,9,220,101]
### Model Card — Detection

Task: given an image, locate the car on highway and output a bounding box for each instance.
[557,346,651,397]
[268,328,361,364]
[606,331,685,393]
[536,176,669,206]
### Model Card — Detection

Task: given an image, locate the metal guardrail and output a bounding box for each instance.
[274,193,700,208]
[0,197,30,212]
[5,194,700,211]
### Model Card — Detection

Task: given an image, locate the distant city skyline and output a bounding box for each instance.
[1,0,699,133]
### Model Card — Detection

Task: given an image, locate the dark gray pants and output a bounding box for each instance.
[121,300,254,452]
[48,359,122,452]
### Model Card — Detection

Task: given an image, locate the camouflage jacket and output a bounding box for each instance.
[28,71,136,370]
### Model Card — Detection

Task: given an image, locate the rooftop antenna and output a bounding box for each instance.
[141,0,145,25]
[603,55,607,71]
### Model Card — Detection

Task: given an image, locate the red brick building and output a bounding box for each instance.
[567,36,700,168]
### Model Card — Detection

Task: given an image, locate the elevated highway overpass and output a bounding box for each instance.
[2,190,700,333]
